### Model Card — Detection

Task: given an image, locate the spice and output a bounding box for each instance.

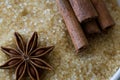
[82,20,101,34]
[69,0,97,23]
[56,0,88,53]
[69,0,100,34]
[91,0,115,30]
[0,32,54,80]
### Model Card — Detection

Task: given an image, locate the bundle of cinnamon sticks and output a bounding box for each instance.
[56,0,115,53]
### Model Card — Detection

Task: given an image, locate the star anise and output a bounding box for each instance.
[0,32,54,80]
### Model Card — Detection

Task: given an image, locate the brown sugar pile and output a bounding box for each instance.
[0,0,120,80]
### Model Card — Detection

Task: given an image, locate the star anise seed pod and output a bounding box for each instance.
[0,32,54,80]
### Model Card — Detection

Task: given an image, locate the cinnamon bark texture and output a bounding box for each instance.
[69,0,97,23]
[56,0,88,53]
[69,0,100,34]
[83,20,101,34]
[91,0,115,30]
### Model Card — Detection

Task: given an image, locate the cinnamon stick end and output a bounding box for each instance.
[101,21,115,31]
[83,20,101,34]
[73,33,89,54]
[75,45,88,53]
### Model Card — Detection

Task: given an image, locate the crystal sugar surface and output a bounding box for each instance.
[0,0,120,80]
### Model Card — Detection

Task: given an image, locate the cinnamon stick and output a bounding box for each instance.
[56,0,88,53]
[91,0,115,30]
[69,0,101,34]
[83,20,101,34]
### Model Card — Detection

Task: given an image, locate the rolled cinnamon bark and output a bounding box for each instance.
[83,20,101,34]
[69,0,97,23]
[91,0,115,30]
[56,0,88,53]
[69,0,100,34]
